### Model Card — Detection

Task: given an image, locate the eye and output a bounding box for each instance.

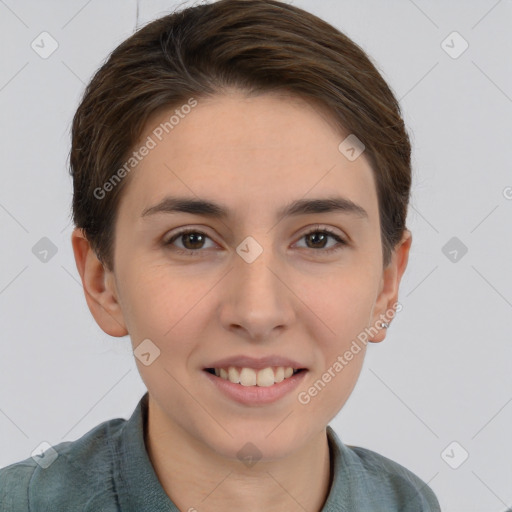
[164,228,217,256]
[164,225,347,257]
[295,225,347,253]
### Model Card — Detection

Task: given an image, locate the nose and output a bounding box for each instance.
[219,246,295,342]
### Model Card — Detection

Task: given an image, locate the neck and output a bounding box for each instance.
[144,398,332,512]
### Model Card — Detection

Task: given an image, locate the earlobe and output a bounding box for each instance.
[71,228,128,337]
[368,230,412,343]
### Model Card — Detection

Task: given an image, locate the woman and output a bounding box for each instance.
[0,1,440,510]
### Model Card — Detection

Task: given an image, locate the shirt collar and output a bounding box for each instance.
[113,392,179,511]
[113,392,347,511]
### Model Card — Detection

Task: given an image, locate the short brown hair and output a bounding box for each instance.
[69,0,411,271]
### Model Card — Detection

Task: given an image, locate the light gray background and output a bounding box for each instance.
[1,1,511,510]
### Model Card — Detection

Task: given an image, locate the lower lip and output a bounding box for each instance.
[203,369,308,406]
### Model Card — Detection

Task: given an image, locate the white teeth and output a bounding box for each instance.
[213,366,299,386]
[228,367,240,384]
[274,366,285,383]
[239,368,257,386]
[256,367,275,387]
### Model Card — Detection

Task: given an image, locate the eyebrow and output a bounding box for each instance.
[141,195,368,221]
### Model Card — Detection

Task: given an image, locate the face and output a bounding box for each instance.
[74,90,410,461]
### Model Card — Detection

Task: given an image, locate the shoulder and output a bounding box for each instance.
[0,461,37,512]
[343,443,440,511]
[0,416,127,512]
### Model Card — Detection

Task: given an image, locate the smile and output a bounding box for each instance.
[203,366,308,406]
[204,366,304,387]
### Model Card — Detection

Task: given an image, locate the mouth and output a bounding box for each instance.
[203,364,308,406]
[203,366,307,387]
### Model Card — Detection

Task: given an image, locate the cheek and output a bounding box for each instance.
[297,269,377,337]
[294,270,376,411]
[119,265,211,366]
[119,262,193,331]
[122,269,201,393]
[297,342,367,426]
[120,275,170,339]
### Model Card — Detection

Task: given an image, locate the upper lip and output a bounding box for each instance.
[204,355,308,370]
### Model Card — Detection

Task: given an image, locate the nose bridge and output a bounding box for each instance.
[237,234,283,302]
[222,235,293,338]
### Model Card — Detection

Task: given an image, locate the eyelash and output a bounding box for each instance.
[164,225,347,257]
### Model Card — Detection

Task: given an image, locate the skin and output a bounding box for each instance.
[72,90,411,512]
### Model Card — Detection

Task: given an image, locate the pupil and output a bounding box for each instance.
[185,233,203,249]
[308,233,326,248]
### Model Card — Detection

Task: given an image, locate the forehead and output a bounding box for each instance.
[117,92,379,223]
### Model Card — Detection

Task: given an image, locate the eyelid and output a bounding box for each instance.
[295,224,348,251]
[164,223,348,254]
[164,226,219,247]
[299,223,346,240]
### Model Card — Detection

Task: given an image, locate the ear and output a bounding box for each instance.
[71,227,128,337]
[368,229,412,343]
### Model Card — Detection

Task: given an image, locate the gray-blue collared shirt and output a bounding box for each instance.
[0,392,440,511]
